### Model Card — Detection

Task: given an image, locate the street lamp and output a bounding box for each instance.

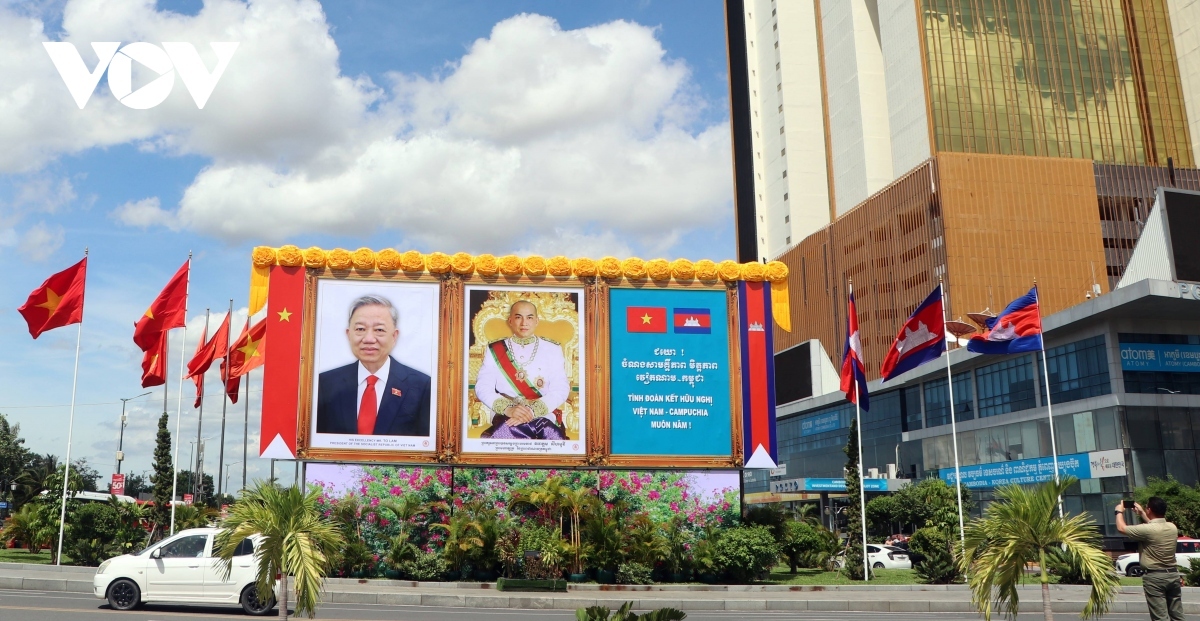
[224,461,242,499]
[116,392,151,474]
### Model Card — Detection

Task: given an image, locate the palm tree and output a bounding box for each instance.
[512,476,570,529]
[560,487,595,574]
[959,477,1119,621]
[431,513,484,574]
[213,483,342,620]
[1,504,53,553]
[792,503,821,526]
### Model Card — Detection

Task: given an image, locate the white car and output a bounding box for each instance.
[834,544,913,570]
[1116,537,1200,577]
[93,527,275,615]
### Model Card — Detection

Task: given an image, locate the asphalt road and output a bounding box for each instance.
[0,589,1165,621]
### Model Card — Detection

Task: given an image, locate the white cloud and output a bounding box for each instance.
[18,221,64,260]
[112,196,180,230]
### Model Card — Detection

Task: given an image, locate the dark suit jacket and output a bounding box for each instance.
[316,357,431,436]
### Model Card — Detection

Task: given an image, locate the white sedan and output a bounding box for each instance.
[1115,537,1200,577]
[93,527,275,615]
[834,544,913,570]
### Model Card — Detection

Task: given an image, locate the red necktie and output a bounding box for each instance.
[358,375,378,434]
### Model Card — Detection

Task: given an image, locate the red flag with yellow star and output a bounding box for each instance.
[141,336,167,388]
[133,260,189,352]
[222,317,266,403]
[18,257,87,339]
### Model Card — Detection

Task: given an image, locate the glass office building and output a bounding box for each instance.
[749,278,1200,549]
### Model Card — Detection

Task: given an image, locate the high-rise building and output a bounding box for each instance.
[729,0,1200,380]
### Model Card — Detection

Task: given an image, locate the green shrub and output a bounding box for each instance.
[66,503,123,566]
[1186,557,1200,587]
[909,527,961,584]
[781,521,838,572]
[576,602,686,620]
[1045,547,1093,585]
[398,551,447,581]
[616,561,654,585]
[713,525,779,583]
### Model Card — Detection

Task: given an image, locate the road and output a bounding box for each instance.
[0,589,1160,621]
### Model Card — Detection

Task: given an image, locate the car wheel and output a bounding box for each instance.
[241,584,276,616]
[106,579,141,611]
[1127,564,1145,577]
[873,562,885,569]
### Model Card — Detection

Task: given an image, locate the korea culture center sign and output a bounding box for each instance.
[250,247,785,469]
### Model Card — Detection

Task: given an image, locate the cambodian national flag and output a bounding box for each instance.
[967,286,1043,355]
[880,285,946,382]
[840,291,869,411]
[673,308,711,334]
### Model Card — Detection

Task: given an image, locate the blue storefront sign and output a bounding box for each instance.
[800,410,844,437]
[609,288,732,456]
[1120,343,1200,372]
[804,478,888,492]
[939,449,1126,489]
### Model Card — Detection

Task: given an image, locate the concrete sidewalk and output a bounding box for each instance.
[0,561,1191,614]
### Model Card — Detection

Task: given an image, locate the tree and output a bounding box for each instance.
[174,470,215,505]
[1134,477,1200,537]
[149,413,174,533]
[121,472,150,499]
[960,477,1119,621]
[70,458,100,492]
[431,513,485,574]
[842,418,868,580]
[13,453,58,508]
[214,482,342,620]
[0,414,33,492]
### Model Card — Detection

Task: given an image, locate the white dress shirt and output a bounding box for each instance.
[356,359,391,421]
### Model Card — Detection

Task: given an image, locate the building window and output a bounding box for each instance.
[923,372,974,428]
[774,41,779,49]
[779,126,785,134]
[772,8,776,16]
[1043,335,1111,403]
[781,148,786,155]
[786,236,791,244]
[773,22,777,31]
[777,83,782,91]
[975,355,1036,417]
[778,104,783,113]
[782,170,787,178]
[784,215,790,222]
[783,193,789,201]
[776,62,781,70]
[1119,334,1200,394]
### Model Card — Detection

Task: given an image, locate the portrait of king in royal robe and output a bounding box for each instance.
[464,289,584,449]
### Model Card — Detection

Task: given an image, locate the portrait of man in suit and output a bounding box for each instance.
[315,294,432,437]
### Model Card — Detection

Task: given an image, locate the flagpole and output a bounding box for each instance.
[217,300,232,500]
[1034,283,1063,517]
[939,277,967,556]
[169,253,191,535]
[242,337,251,494]
[194,308,209,502]
[55,248,87,566]
[849,278,869,582]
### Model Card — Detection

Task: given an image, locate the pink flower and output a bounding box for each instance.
[453,498,463,508]
[648,490,660,500]
[670,502,679,513]
[518,472,530,480]
[549,469,558,477]
[370,497,380,507]
[604,503,613,511]
[380,518,390,527]
[360,486,368,495]
[438,470,452,486]
[681,491,688,501]
[390,486,402,495]
[373,554,380,562]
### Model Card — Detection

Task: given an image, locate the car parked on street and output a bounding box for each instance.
[1115,536,1200,577]
[93,527,275,615]
[833,544,913,570]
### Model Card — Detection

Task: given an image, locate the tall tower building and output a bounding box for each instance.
[731,0,1200,381]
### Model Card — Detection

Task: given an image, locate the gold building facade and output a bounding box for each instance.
[920,0,1192,166]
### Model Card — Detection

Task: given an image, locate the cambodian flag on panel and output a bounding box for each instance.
[673,308,711,334]
[967,286,1043,355]
[738,281,777,469]
[840,291,869,411]
[880,285,946,382]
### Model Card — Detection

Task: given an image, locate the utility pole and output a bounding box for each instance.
[117,392,151,474]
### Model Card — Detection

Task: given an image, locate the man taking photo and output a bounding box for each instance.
[1117,497,1183,621]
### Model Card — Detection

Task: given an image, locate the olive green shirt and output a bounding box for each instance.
[1124,518,1179,571]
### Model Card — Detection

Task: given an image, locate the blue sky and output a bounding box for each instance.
[0,0,733,490]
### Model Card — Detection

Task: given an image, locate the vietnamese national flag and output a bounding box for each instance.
[133,260,189,352]
[188,320,208,408]
[141,336,168,388]
[18,257,87,339]
[188,312,230,379]
[224,317,266,404]
[626,306,666,333]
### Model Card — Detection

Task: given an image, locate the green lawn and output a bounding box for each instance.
[766,565,1143,587]
[0,548,73,565]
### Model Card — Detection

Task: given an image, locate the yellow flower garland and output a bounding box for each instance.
[646,258,671,281]
[547,255,572,277]
[427,252,452,274]
[621,257,647,280]
[523,255,547,276]
[326,248,353,271]
[572,257,597,277]
[670,258,695,280]
[376,248,403,271]
[497,254,523,276]
[303,246,326,268]
[694,259,719,281]
[351,247,376,270]
[475,254,499,277]
[765,261,789,282]
[741,261,766,282]
[597,256,622,279]
[451,252,475,275]
[252,246,277,267]
[399,250,425,273]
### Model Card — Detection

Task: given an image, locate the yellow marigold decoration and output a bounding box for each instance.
[252,246,277,267]
[427,251,452,274]
[498,254,523,276]
[351,247,376,270]
[523,255,547,276]
[399,250,425,273]
[326,248,353,271]
[572,257,598,277]
[276,245,303,267]
[547,255,572,277]
[717,260,742,282]
[597,256,622,279]
[670,258,695,280]
[476,254,499,277]
[451,252,475,275]
[376,248,403,271]
[302,246,326,268]
[765,261,789,282]
[694,259,719,281]
[741,261,766,282]
[646,258,671,281]
[621,257,647,280]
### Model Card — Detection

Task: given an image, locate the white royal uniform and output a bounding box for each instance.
[475,336,570,420]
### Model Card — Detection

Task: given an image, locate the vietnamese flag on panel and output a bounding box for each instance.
[626,306,667,333]
[18,257,87,339]
[260,265,303,459]
[133,260,189,352]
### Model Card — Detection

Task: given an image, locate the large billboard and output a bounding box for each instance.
[254,247,784,469]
